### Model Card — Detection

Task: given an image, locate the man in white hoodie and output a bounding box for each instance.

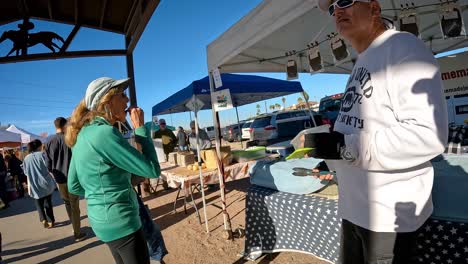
[313,0,448,263]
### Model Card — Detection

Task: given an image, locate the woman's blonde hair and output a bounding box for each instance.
[65,88,124,147]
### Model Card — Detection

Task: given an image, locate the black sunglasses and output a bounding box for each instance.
[328,0,371,16]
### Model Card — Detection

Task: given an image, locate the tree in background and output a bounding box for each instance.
[297,97,304,109]
[269,105,275,111]
[275,103,281,110]
[256,104,261,115]
[281,97,286,109]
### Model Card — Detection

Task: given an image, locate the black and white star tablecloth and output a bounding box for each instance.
[245,185,341,263]
[244,185,468,263]
[417,219,468,263]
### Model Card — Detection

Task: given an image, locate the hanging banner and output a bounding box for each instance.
[185,95,205,112]
[212,68,223,88]
[439,51,468,97]
[212,89,233,111]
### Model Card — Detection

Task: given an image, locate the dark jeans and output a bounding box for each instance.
[106,228,149,264]
[137,192,168,261]
[340,219,420,264]
[34,194,55,223]
[0,180,9,206]
[57,183,82,237]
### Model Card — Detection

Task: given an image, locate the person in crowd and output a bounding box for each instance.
[45,117,87,242]
[23,139,57,228]
[310,0,448,263]
[177,126,188,151]
[153,118,177,160]
[65,77,161,264]
[0,155,9,209]
[153,118,177,190]
[188,120,212,158]
[4,151,26,198]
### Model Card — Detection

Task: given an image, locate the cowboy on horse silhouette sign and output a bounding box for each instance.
[0,21,64,57]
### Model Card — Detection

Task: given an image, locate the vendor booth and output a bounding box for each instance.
[0,130,22,149]
[152,73,306,233]
[206,0,468,261]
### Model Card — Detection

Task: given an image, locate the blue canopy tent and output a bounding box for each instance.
[151,73,309,234]
[152,73,304,116]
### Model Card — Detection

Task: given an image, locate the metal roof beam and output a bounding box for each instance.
[0,49,126,64]
[48,0,53,19]
[74,0,79,24]
[126,0,161,54]
[124,0,139,33]
[99,0,108,28]
[60,25,81,53]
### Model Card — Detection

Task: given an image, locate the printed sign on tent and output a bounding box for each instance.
[212,68,223,88]
[185,95,205,112]
[212,89,233,111]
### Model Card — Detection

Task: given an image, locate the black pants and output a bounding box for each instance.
[340,219,420,264]
[0,181,9,206]
[106,228,149,264]
[34,194,55,223]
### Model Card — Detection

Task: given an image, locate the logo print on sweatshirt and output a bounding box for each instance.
[341,86,356,112]
[341,67,373,113]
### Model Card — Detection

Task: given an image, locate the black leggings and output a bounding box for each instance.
[106,228,149,264]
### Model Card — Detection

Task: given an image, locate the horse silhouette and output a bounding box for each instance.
[0,30,65,56]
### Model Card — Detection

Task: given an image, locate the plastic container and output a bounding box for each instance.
[266,140,294,158]
[232,146,266,163]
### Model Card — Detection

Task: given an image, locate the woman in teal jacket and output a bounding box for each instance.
[66,77,160,264]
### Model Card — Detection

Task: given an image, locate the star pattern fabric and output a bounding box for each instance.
[244,185,468,264]
[245,185,341,263]
[416,219,468,263]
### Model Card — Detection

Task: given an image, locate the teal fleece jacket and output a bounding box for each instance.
[68,117,160,242]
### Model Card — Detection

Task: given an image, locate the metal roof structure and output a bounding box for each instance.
[0,0,161,105]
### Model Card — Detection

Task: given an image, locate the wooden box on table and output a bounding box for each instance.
[177,151,195,167]
[168,152,178,165]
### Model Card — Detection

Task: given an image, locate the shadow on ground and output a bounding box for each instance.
[2,226,99,264]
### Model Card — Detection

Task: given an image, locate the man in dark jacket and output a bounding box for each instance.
[45,117,86,242]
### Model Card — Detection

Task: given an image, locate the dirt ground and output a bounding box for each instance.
[0,139,328,264]
[144,139,328,264]
[145,177,328,264]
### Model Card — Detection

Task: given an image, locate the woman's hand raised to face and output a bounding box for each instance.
[128,107,144,129]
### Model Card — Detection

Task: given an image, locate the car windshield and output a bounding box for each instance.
[251,116,272,128]
[319,99,342,112]
[242,122,252,128]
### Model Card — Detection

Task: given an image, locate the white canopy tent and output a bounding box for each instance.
[6,125,45,144]
[0,130,22,148]
[207,0,468,74]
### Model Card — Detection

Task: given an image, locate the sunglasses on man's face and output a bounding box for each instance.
[328,0,371,16]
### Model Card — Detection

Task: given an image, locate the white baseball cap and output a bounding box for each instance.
[85,77,130,110]
[318,0,332,12]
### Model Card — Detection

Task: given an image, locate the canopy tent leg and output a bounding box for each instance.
[302,91,317,127]
[235,106,243,149]
[194,110,210,233]
[208,71,233,240]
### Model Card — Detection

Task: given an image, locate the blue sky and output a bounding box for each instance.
[0,0,464,136]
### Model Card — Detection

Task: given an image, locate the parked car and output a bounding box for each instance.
[241,121,253,140]
[204,126,215,139]
[249,110,323,145]
[318,93,343,128]
[222,121,246,142]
